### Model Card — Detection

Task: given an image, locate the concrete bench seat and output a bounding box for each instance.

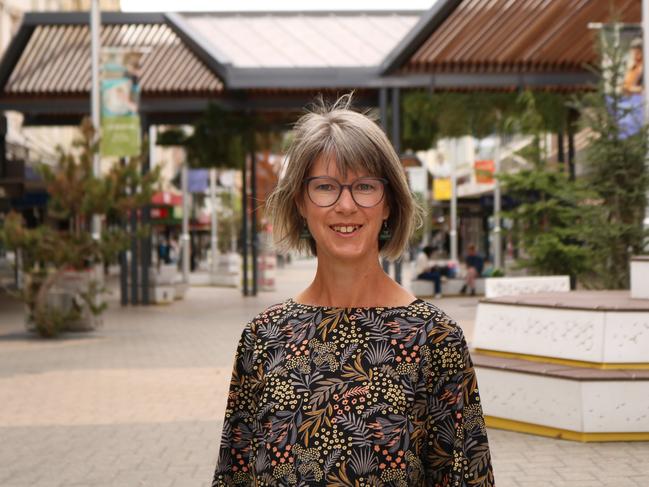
[472,351,649,440]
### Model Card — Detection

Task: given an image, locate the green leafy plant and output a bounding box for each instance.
[500,91,603,284]
[571,31,649,288]
[157,103,255,169]
[0,119,160,337]
[490,268,505,278]
[401,91,568,151]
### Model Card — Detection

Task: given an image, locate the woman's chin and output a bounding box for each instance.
[319,241,377,262]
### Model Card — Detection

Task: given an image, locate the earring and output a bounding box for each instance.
[379,220,391,241]
[300,219,312,239]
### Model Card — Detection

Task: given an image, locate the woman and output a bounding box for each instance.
[212,97,494,486]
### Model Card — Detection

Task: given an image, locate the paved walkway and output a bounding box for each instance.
[0,258,647,487]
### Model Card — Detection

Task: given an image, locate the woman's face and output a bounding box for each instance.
[298,156,389,263]
[632,47,643,64]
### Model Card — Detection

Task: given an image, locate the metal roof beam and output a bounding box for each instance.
[164,12,231,85]
[0,23,34,91]
[21,11,166,26]
[380,0,461,75]
[226,67,380,89]
[4,91,379,125]
[378,72,597,89]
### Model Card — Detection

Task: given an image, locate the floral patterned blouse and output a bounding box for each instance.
[212,298,494,487]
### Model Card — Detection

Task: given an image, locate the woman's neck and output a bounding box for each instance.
[296,252,414,308]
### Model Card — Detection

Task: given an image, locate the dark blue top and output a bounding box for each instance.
[466,254,484,275]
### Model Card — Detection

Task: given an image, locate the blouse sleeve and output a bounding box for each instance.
[423,323,495,487]
[212,321,264,487]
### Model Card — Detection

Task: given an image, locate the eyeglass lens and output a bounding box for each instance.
[307,177,385,207]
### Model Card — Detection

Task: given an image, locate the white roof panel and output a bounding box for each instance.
[181,12,421,68]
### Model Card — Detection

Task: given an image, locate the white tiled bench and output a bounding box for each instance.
[484,275,570,298]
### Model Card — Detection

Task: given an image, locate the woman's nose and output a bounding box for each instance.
[335,186,357,211]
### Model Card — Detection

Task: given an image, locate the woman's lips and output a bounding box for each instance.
[330,224,363,237]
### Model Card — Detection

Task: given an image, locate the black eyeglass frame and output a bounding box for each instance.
[303,176,389,208]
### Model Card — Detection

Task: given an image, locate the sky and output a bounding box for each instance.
[121,0,435,12]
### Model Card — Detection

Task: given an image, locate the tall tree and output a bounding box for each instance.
[499,91,602,283]
[157,103,254,169]
[572,31,649,289]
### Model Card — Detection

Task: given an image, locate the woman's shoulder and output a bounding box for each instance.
[244,298,300,334]
[406,300,467,342]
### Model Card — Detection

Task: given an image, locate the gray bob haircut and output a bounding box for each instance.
[266,94,424,261]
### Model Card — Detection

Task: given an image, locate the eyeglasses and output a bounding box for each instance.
[304,176,388,208]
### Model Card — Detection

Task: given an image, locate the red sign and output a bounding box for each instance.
[151,191,183,206]
[474,160,495,184]
[150,207,169,219]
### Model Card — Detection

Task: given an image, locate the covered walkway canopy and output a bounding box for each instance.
[0,10,421,125]
[0,1,640,124]
[381,0,640,90]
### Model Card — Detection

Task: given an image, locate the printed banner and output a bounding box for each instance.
[601,26,644,138]
[100,49,143,157]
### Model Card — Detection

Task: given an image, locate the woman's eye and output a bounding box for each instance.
[356,183,375,191]
[315,184,335,191]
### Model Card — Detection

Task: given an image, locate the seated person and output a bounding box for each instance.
[415,245,442,298]
[461,244,484,296]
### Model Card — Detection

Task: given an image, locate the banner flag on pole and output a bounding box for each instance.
[100,48,144,157]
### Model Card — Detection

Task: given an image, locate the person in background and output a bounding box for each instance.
[461,243,484,296]
[415,245,442,298]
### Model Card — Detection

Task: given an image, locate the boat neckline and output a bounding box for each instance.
[286,297,424,310]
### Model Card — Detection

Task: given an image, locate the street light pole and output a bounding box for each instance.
[210,168,219,278]
[90,0,101,241]
[450,138,458,263]
[181,165,190,283]
[493,136,502,269]
[643,0,649,231]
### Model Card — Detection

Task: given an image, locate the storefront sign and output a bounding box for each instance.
[433,178,451,201]
[474,160,495,184]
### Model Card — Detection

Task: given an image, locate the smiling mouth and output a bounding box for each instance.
[330,224,363,235]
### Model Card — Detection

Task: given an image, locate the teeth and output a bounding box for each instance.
[332,225,359,234]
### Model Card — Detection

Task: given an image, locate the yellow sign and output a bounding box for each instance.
[433,178,451,201]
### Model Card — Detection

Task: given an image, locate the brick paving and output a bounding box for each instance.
[0,258,648,487]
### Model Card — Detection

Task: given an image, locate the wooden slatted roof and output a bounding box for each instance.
[0,4,638,123]
[390,0,641,74]
[5,21,223,96]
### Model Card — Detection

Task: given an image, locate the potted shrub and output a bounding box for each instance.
[0,119,159,337]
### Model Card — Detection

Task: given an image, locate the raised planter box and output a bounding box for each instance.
[485,275,570,298]
[25,268,104,333]
[474,353,649,440]
[474,291,649,365]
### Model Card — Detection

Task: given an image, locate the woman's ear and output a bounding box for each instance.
[295,194,306,219]
[382,200,390,221]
